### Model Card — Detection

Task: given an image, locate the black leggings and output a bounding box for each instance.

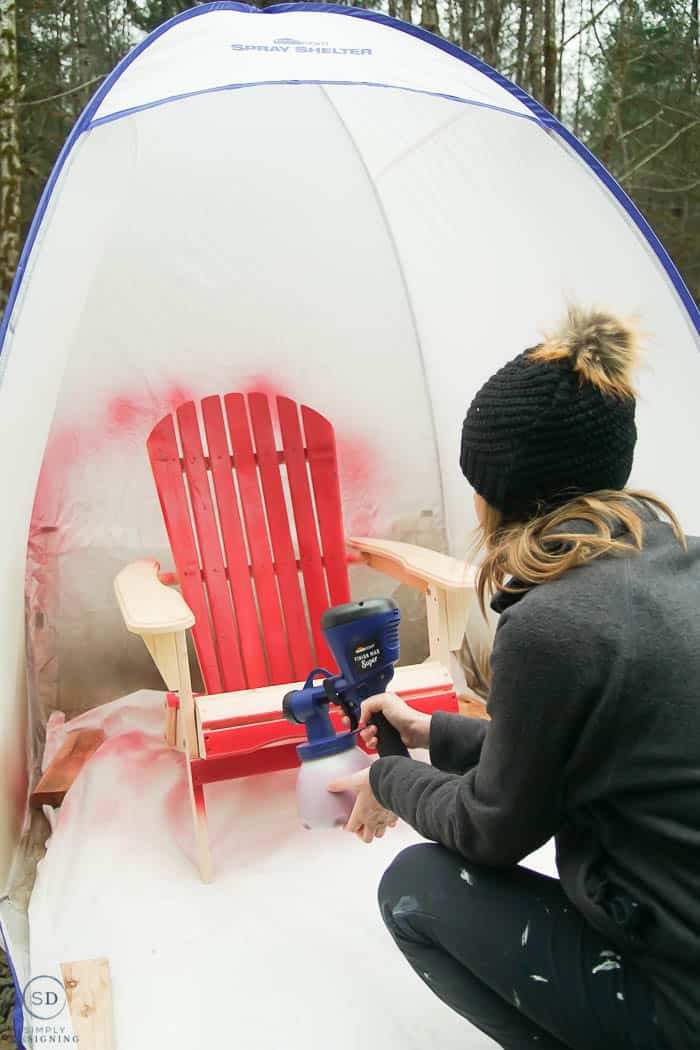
[378,843,670,1050]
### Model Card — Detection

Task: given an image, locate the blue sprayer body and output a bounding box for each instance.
[282,598,402,761]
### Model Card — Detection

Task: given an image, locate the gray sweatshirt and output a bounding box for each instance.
[370,501,700,1050]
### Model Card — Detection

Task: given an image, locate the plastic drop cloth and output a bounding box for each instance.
[14,689,554,1050]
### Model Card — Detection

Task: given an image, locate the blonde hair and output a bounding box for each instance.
[472,488,687,619]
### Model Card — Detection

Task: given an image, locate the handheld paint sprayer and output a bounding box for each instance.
[282,598,410,829]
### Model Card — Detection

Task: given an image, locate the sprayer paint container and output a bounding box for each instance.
[297,734,370,830]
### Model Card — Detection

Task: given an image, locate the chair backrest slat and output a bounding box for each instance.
[177,402,246,693]
[247,394,315,681]
[201,396,268,689]
[302,405,351,606]
[224,394,294,685]
[147,416,224,693]
[277,397,334,669]
[147,393,350,697]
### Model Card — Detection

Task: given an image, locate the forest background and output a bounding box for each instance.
[1,0,699,314]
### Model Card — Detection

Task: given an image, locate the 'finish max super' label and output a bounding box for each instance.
[352,640,382,673]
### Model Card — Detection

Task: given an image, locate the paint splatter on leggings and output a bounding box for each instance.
[377,843,669,1050]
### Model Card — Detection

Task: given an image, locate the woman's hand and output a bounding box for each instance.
[327,767,399,843]
[343,693,432,751]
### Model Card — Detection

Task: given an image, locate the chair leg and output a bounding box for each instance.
[165,693,179,748]
[186,762,213,883]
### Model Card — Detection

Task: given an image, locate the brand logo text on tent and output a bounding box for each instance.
[231,42,373,56]
[273,37,325,45]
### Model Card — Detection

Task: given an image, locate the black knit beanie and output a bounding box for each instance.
[460,309,638,521]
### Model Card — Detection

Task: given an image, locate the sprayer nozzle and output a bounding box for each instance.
[282,690,299,724]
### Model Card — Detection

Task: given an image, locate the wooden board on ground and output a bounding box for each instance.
[60,958,115,1050]
[30,730,105,808]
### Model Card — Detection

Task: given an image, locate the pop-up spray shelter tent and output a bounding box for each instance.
[1,3,700,1047]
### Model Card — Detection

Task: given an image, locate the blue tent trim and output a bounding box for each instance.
[0,918,26,1050]
[87,78,541,130]
[1,0,698,361]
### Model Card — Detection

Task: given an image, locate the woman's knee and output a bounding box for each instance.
[377,843,451,925]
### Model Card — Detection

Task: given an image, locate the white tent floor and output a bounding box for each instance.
[26,692,556,1049]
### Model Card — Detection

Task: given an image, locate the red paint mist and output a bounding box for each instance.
[165,777,189,834]
[239,376,287,402]
[107,396,141,430]
[164,384,192,414]
[31,377,385,535]
[31,383,195,534]
[335,434,390,536]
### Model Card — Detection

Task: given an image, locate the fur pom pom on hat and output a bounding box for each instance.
[460,308,639,520]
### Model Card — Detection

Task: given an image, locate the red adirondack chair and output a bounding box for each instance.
[115,393,476,880]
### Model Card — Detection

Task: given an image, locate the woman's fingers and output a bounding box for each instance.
[344,800,365,834]
[352,818,394,841]
[339,713,378,747]
[359,694,390,725]
[341,714,378,744]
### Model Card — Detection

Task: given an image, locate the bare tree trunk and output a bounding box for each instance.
[543,0,557,110]
[515,0,528,83]
[690,0,698,92]
[461,0,474,50]
[420,0,441,35]
[0,0,21,314]
[556,0,565,116]
[527,0,544,100]
[447,0,458,44]
[388,0,397,18]
[401,0,413,23]
[573,0,585,133]
[483,0,503,66]
[600,0,632,167]
[70,0,91,118]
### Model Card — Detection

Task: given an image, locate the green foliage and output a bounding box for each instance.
[582,0,699,299]
[2,0,699,308]
[126,0,194,35]
[16,1,132,235]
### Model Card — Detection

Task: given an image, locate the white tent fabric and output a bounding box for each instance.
[0,3,699,1046]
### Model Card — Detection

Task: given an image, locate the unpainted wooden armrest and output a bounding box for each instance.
[348,537,475,592]
[114,558,195,635]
